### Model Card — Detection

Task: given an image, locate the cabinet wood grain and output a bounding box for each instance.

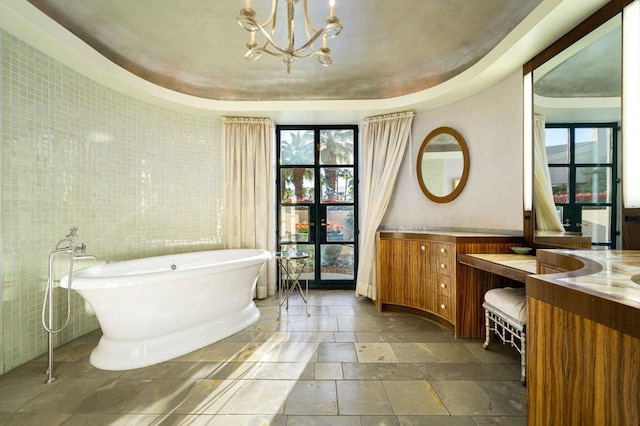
[376,231,523,337]
[527,250,640,425]
[527,297,640,425]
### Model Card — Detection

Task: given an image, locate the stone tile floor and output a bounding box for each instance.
[0,290,527,425]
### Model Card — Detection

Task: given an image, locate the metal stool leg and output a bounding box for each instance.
[482,301,527,386]
[483,308,491,349]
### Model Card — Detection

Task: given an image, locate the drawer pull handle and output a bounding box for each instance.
[440,304,446,309]
[421,245,426,251]
[440,283,446,288]
[440,247,446,254]
[440,263,446,269]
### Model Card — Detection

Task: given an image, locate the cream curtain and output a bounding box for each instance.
[533,114,564,232]
[223,117,276,299]
[355,111,415,299]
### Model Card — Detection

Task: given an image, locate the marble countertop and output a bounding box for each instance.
[378,226,522,237]
[378,230,520,238]
[543,250,640,307]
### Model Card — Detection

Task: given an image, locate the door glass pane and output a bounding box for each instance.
[319,129,354,165]
[277,125,358,288]
[545,128,570,164]
[326,205,354,242]
[280,206,310,243]
[575,127,613,163]
[280,130,314,165]
[320,244,354,280]
[321,167,354,203]
[549,166,569,203]
[281,167,314,204]
[581,206,612,244]
[575,166,611,203]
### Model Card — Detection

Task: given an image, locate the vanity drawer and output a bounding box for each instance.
[436,275,452,297]
[435,294,454,321]
[432,257,453,277]
[432,243,454,258]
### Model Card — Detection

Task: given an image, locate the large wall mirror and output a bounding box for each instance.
[417,127,470,203]
[526,1,634,249]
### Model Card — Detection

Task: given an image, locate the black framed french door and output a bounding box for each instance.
[276,125,358,289]
[545,123,618,248]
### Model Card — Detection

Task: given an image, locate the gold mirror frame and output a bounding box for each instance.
[416,126,470,203]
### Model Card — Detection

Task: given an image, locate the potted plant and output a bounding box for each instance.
[326,221,344,241]
[294,221,309,241]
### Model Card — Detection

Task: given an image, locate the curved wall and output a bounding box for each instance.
[383,72,523,233]
[0,30,224,374]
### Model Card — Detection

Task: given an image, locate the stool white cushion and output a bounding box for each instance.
[484,287,526,324]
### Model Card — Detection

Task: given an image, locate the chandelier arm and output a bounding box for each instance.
[248,38,329,61]
[252,24,296,56]
[268,0,278,40]
[301,0,321,53]
[249,46,321,60]
[290,26,334,56]
[249,3,315,57]
[302,0,320,33]
[249,19,290,54]
[260,0,278,28]
[286,0,295,53]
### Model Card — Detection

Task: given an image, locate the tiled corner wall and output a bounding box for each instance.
[1,30,224,374]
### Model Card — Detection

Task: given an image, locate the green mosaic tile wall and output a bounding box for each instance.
[1,30,224,374]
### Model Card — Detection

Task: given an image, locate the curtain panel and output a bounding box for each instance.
[222,117,276,298]
[355,111,415,299]
[533,114,564,232]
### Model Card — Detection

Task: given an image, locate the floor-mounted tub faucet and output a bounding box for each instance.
[41,227,97,384]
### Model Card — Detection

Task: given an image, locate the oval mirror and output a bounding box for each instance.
[417,127,470,203]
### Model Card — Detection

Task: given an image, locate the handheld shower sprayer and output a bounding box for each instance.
[41,226,97,384]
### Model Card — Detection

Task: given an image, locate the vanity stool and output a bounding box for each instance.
[482,287,527,385]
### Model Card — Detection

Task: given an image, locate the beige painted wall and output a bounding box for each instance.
[382,71,524,234]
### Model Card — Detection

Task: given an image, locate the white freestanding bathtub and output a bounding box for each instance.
[61,248,271,370]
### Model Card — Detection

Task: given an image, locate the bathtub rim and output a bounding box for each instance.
[61,248,272,289]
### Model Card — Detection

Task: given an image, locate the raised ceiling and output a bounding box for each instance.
[26,0,541,102]
[534,16,621,98]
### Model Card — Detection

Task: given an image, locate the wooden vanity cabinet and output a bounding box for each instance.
[377,238,430,309]
[527,250,640,425]
[376,231,522,335]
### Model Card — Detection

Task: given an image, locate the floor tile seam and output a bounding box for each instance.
[429,379,515,417]
[379,378,453,417]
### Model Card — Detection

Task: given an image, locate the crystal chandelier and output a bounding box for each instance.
[236,0,343,73]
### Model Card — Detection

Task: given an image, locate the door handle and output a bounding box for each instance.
[320,219,326,227]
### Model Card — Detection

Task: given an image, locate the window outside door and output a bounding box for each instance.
[277,125,358,289]
[545,123,618,248]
